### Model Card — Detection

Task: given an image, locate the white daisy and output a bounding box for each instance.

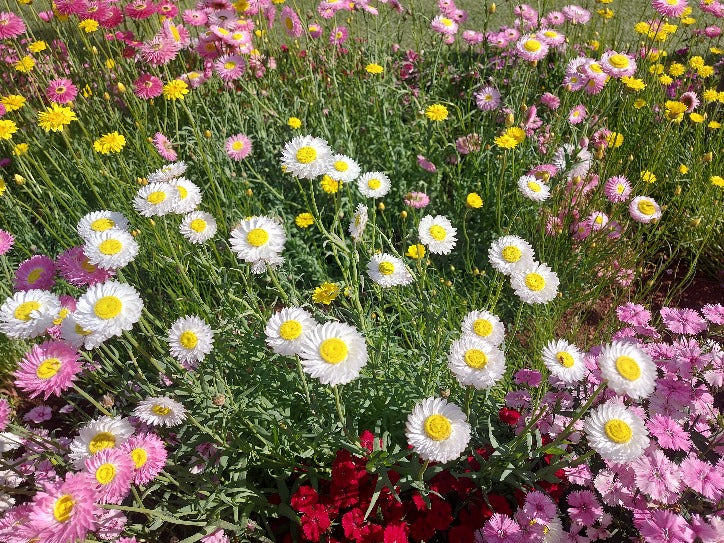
[229,216,286,264]
[584,400,649,463]
[171,177,202,214]
[133,182,178,217]
[77,211,129,241]
[552,144,592,180]
[460,310,505,346]
[168,315,214,366]
[448,336,506,389]
[357,172,391,198]
[510,262,559,304]
[488,235,536,275]
[60,312,106,350]
[179,211,217,244]
[418,215,457,255]
[405,397,471,463]
[541,339,586,383]
[133,396,186,427]
[327,154,361,183]
[348,203,368,242]
[265,307,317,356]
[298,321,367,385]
[83,229,139,270]
[598,341,656,400]
[518,175,551,202]
[280,135,332,179]
[0,290,61,339]
[74,280,144,343]
[69,416,134,467]
[147,161,187,184]
[366,253,414,287]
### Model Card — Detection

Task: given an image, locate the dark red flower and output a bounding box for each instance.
[300,504,331,542]
[498,407,521,425]
[448,524,475,543]
[291,485,319,513]
[383,522,409,543]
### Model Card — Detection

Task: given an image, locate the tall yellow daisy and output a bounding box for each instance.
[163,80,189,101]
[37,104,78,133]
[0,120,18,141]
[93,132,126,154]
[425,104,449,122]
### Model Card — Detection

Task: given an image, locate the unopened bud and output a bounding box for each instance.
[675,185,682,195]
[400,210,408,219]
[212,394,226,406]
[488,3,496,13]
[204,130,212,138]
[117,82,126,93]
[246,188,253,196]
[378,202,385,211]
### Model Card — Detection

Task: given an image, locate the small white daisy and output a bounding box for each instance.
[168,315,214,366]
[366,253,414,288]
[518,175,551,202]
[298,321,367,385]
[0,290,61,339]
[460,310,505,346]
[488,235,536,275]
[584,400,649,463]
[348,203,368,242]
[147,161,187,184]
[265,307,317,356]
[405,397,471,463]
[327,154,361,183]
[447,336,506,389]
[541,339,586,383]
[133,182,178,217]
[83,229,139,270]
[597,341,656,400]
[60,313,106,351]
[229,216,286,264]
[552,144,592,181]
[179,211,217,244]
[69,416,134,467]
[171,178,202,214]
[418,215,457,255]
[133,396,187,427]
[77,211,129,241]
[280,135,333,179]
[510,262,559,304]
[74,280,144,344]
[357,172,391,198]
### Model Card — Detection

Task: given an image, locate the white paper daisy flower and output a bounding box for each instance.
[510,262,559,304]
[488,235,536,275]
[69,416,134,467]
[552,143,592,181]
[74,280,143,342]
[348,203,368,242]
[405,397,471,463]
[280,135,332,179]
[229,216,286,264]
[541,339,586,383]
[584,400,649,463]
[60,313,106,351]
[598,341,656,400]
[77,211,129,241]
[366,253,414,288]
[171,178,202,214]
[265,307,317,356]
[168,315,214,366]
[418,215,457,255]
[518,175,551,202]
[133,182,178,217]
[0,290,61,339]
[298,321,367,385]
[179,211,217,244]
[133,396,187,427]
[358,172,391,198]
[147,161,187,184]
[460,310,505,346]
[327,154,361,183]
[448,336,506,389]
[83,229,139,270]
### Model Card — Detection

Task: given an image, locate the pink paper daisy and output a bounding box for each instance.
[416,155,436,173]
[133,74,163,100]
[215,54,246,82]
[569,104,587,124]
[84,448,134,504]
[604,175,631,203]
[281,7,303,37]
[120,433,167,485]
[153,132,177,161]
[651,0,688,17]
[660,307,708,335]
[14,340,82,400]
[0,230,14,255]
[600,50,637,78]
[157,0,178,18]
[139,36,180,66]
[516,34,549,62]
[540,93,560,111]
[124,0,156,19]
[14,255,56,291]
[225,133,253,161]
[431,15,458,36]
[629,196,661,224]
[0,12,26,39]
[562,5,591,24]
[404,191,430,208]
[701,303,724,325]
[45,78,78,105]
[329,26,349,45]
[474,86,501,111]
[56,246,115,287]
[680,91,700,113]
[182,9,208,26]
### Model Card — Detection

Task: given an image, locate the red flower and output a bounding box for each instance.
[383,522,409,543]
[498,407,521,425]
[291,485,319,513]
[360,430,383,451]
[341,508,365,540]
[300,504,331,542]
[448,524,475,543]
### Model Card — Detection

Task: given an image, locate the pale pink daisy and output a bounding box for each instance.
[629,196,661,224]
[215,54,246,82]
[540,92,560,110]
[660,307,707,335]
[604,175,631,203]
[647,414,691,451]
[83,448,134,504]
[182,9,208,26]
[225,133,252,160]
[430,15,458,36]
[153,132,177,161]
[56,246,114,287]
[14,255,56,291]
[404,191,430,208]
[562,5,591,24]
[538,28,565,47]
[600,50,637,78]
[139,36,180,66]
[45,78,78,105]
[680,91,700,112]
[568,104,587,124]
[516,34,549,61]
[281,7,303,37]
[475,86,501,111]
[133,74,163,100]
[329,26,349,45]
[701,303,724,325]
[119,433,167,485]
[14,340,82,400]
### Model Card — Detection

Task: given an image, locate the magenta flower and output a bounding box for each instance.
[479,513,521,543]
[636,510,694,543]
[281,7,303,38]
[513,369,542,387]
[14,340,82,400]
[125,0,156,19]
[568,104,587,124]
[120,433,168,485]
[616,302,650,326]
[540,92,560,110]
[215,54,246,82]
[84,448,134,504]
[566,490,602,527]
[133,74,163,100]
[680,456,723,500]
[202,530,230,543]
[45,78,78,105]
[604,175,632,203]
[416,154,436,173]
[153,132,177,161]
[522,491,556,523]
[0,229,13,256]
[56,246,114,287]
[329,26,349,45]
[0,397,11,431]
[647,414,691,451]
[660,307,708,335]
[157,0,178,18]
[24,405,53,424]
[14,255,56,291]
[651,0,689,17]
[225,133,253,161]
[0,12,26,40]
[139,36,181,66]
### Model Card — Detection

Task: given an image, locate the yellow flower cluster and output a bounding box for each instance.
[494,127,525,149]
[93,132,126,154]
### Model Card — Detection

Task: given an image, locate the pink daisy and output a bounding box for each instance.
[153,132,177,161]
[95,509,127,541]
[79,1,113,22]
[45,78,78,105]
[404,191,430,208]
[474,86,501,111]
[562,5,591,24]
[587,211,609,231]
[133,74,163,100]
[0,229,14,255]
[281,6,303,37]
[139,36,180,66]
[84,448,134,504]
[701,303,724,325]
[462,30,484,45]
[566,490,602,527]
[538,28,565,47]
[0,12,26,39]
[124,0,156,19]
[479,513,521,543]
[600,50,637,78]
[430,14,458,36]
[680,456,723,500]
[629,196,661,224]
[660,307,708,335]
[157,0,178,18]
[308,23,323,38]
[543,10,566,26]
[651,0,688,17]
[329,26,349,45]
[56,246,115,287]
[14,340,82,400]
[647,413,691,451]
[540,92,560,109]
[182,9,208,26]
[416,154,436,173]
[516,34,549,61]
[568,104,587,124]
[28,473,99,543]
[225,133,253,160]
[120,433,167,485]
[215,54,246,82]
[14,255,56,291]
[680,91,700,112]
[604,175,631,203]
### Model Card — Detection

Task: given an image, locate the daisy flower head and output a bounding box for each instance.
[348,203,368,242]
[510,262,559,304]
[162,79,189,101]
[153,132,177,161]
[568,104,587,125]
[133,396,186,427]
[552,144,592,181]
[56,246,114,288]
[83,448,134,504]
[600,50,637,78]
[598,341,656,400]
[148,161,187,184]
[329,26,349,46]
[425,104,449,122]
[430,15,458,36]
[93,132,126,155]
[120,433,167,485]
[74,280,143,345]
[168,315,214,366]
[327,154,361,183]
[629,196,661,224]
[518,175,551,201]
[298,321,367,385]
[179,211,217,244]
[357,171,391,198]
[538,28,565,47]
[680,91,699,113]
[265,307,317,356]
[541,339,586,383]
[604,175,631,203]
[83,230,139,270]
[0,289,61,339]
[170,178,202,214]
[230,216,286,264]
[133,74,163,100]
[280,135,332,180]
[651,0,688,17]
[14,340,82,400]
[460,310,505,346]
[367,253,414,288]
[448,336,506,389]
[584,400,649,463]
[77,210,129,241]
[488,235,535,275]
[516,34,549,61]
[405,397,471,463]
[45,78,78,105]
[60,313,105,351]
[0,229,14,256]
[225,133,252,161]
[214,54,245,82]
[133,182,178,217]
[37,103,77,133]
[418,215,457,255]
[69,416,134,466]
[281,6,303,37]
[0,12,26,40]
[14,255,56,291]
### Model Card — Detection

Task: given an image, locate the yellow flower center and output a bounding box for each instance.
[179,330,198,349]
[378,261,395,275]
[589,63,603,73]
[334,160,349,172]
[151,404,171,416]
[524,39,541,52]
[296,146,317,164]
[224,61,236,70]
[177,185,188,199]
[319,338,348,364]
[93,296,122,319]
[543,31,557,38]
[615,355,641,381]
[89,432,116,454]
[279,320,303,340]
[604,419,632,444]
[473,319,493,337]
[190,219,207,232]
[637,200,656,216]
[246,228,269,247]
[232,141,244,151]
[95,463,116,485]
[527,180,542,192]
[502,245,522,263]
[429,225,447,241]
[367,178,381,190]
[665,0,678,5]
[147,191,167,204]
[609,54,629,69]
[53,495,74,523]
[14,301,40,321]
[131,447,147,468]
[284,17,294,30]
[91,218,114,232]
[26,268,43,284]
[53,308,70,326]
[424,414,452,441]
[441,17,453,27]
[525,273,546,291]
[36,357,62,379]
[55,86,66,95]
[99,239,122,255]
[616,184,625,194]
[556,352,574,368]
[464,348,488,369]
